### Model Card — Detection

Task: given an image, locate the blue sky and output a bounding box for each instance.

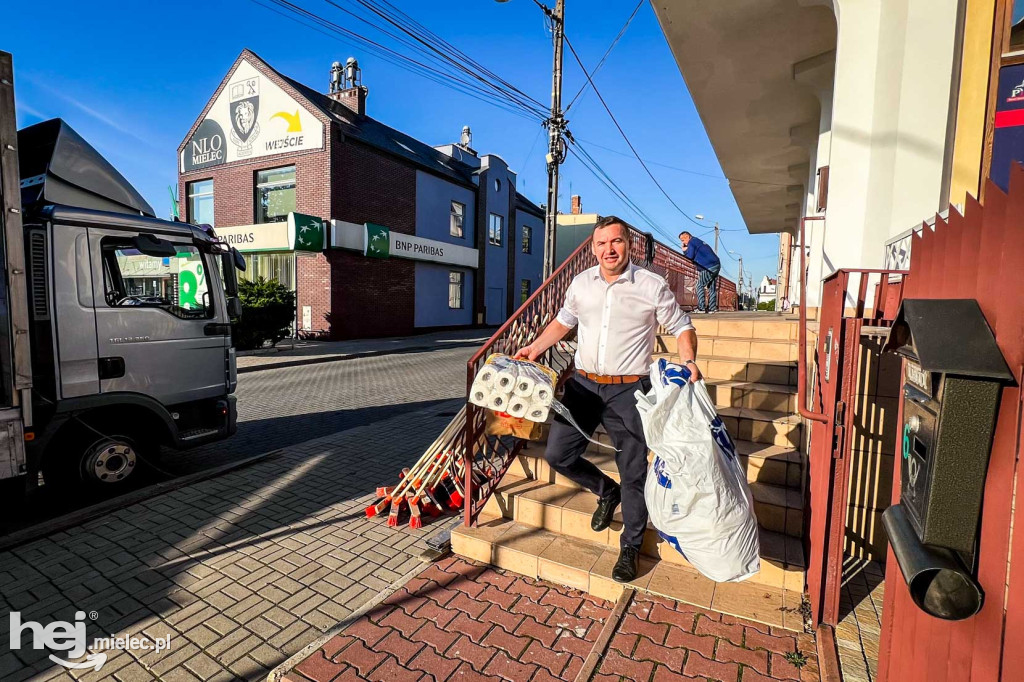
[5,0,780,285]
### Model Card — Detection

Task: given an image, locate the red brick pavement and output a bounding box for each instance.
[284,557,821,682]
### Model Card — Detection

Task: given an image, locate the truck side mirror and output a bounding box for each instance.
[232,247,246,272]
[221,250,240,297]
[227,297,243,320]
[132,234,178,258]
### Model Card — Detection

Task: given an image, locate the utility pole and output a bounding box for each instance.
[737,255,743,310]
[542,0,566,279]
[713,222,720,255]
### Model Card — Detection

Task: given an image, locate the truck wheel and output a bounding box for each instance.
[42,424,150,492]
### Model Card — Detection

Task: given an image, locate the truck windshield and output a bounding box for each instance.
[101,239,215,319]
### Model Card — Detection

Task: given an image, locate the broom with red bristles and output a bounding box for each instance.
[365,406,466,527]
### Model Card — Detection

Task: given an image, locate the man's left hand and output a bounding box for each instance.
[684,361,702,383]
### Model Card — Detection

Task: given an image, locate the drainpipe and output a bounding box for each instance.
[798,216,829,424]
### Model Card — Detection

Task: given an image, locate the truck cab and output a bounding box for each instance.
[13,118,241,490]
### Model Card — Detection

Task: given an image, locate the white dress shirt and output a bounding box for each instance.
[555,263,694,376]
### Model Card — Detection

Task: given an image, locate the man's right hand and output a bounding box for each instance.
[513,344,539,361]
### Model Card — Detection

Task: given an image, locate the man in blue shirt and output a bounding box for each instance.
[680,231,722,312]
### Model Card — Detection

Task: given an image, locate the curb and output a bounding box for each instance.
[238,339,487,374]
[0,449,284,552]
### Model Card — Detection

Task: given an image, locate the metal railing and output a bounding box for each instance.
[449,229,738,527]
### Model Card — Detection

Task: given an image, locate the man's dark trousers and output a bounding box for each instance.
[543,374,652,549]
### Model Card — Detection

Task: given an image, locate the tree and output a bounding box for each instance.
[233,277,295,350]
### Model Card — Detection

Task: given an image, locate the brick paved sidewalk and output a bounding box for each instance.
[0,404,462,682]
[237,329,494,372]
[283,557,821,682]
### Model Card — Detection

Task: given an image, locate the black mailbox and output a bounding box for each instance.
[882,299,1012,620]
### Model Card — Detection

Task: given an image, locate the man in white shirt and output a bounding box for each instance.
[515,216,700,582]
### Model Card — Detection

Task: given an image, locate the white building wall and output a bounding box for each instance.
[803,0,960,306]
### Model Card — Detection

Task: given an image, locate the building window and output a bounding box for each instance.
[239,253,296,292]
[1010,1,1024,51]
[522,225,532,254]
[521,279,531,304]
[450,201,465,238]
[255,166,296,224]
[449,271,464,309]
[488,213,504,247]
[187,179,214,227]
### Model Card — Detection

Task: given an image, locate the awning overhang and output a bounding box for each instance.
[651,1,838,234]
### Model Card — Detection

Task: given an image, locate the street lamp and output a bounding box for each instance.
[496,0,566,279]
[694,214,720,255]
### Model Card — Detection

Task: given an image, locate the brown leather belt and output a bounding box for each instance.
[577,370,645,385]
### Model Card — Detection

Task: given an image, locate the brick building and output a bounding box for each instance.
[177,49,544,340]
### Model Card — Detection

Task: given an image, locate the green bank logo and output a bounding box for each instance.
[287,212,326,252]
[365,223,390,259]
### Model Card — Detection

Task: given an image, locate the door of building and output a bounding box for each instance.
[485,287,504,325]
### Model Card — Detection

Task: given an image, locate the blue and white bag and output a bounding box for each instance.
[635,359,760,582]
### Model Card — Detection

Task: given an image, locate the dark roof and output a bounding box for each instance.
[278,73,478,187]
[515,191,544,218]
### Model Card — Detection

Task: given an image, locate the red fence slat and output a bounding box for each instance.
[878,167,1024,682]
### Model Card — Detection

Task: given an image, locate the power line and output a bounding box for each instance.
[567,140,667,239]
[564,0,643,112]
[251,0,548,122]
[562,34,704,228]
[347,0,550,118]
[575,137,799,188]
[717,233,739,261]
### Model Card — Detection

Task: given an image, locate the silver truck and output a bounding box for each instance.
[0,51,242,494]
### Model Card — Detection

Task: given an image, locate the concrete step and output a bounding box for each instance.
[451,517,806,631]
[515,438,802,491]
[587,403,802,450]
[679,317,799,342]
[705,379,798,413]
[652,353,798,387]
[485,466,802,541]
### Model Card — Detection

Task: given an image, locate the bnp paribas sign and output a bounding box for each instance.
[288,212,325,252]
[215,212,325,253]
[180,59,324,172]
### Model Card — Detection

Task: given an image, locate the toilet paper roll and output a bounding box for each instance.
[533,385,554,406]
[513,376,536,398]
[494,370,517,393]
[507,398,529,418]
[469,381,493,408]
[526,406,549,422]
[489,392,510,412]
[476,365,498,386]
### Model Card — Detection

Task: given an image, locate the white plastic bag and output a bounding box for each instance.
[636,359,760,582]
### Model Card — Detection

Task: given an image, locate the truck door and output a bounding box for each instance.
[89,229,228,406]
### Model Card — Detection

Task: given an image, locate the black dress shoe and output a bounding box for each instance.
[591,487,621,532]
[612,546,640,583]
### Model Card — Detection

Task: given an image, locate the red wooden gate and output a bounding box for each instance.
[876,171,1024,682]
[802,268,904,627]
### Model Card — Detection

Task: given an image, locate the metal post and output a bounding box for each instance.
[737,256,743,310]
[543,0,565,279]
[713,222,719,255]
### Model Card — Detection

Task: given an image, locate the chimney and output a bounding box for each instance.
[571,194,582,214]
[327,57,368,116]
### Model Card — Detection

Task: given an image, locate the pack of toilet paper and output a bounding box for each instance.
[469,354,558,423]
